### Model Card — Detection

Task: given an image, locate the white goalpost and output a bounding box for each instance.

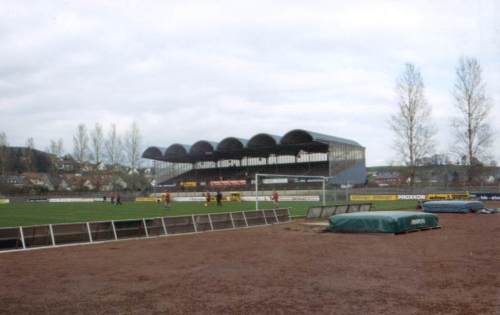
[254,173,328,210]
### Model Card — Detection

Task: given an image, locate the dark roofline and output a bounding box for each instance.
[142,129,363,162]
[281,129,362,147]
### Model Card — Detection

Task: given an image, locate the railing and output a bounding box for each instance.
[305,203,372,220]
[0,208,292,253]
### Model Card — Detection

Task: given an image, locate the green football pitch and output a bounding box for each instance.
[0,200,418,228]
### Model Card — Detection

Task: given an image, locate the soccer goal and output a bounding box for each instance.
[254,173,329,210]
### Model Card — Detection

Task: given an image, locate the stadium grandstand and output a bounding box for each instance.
[142,129,366,191]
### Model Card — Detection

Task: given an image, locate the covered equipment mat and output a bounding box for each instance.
[423,200,484,213]
[329,211,439,234]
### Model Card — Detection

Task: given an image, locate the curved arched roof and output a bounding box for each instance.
[189,140,218,158]
[281,129,361,147]
[164,143,191,162]
[217,137,248,152]
[142,146,167,160]
[143,129,363,162]
[247,133,281,149]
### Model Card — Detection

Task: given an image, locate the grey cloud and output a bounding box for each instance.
[0,0,499,165]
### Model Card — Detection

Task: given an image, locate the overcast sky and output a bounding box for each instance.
[0,0,499,166]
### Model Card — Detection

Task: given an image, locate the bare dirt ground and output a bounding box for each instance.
[1,212,499,315]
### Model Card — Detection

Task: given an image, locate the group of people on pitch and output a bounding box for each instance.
[160,190,280,209]
[106,192,122,205]
[203,191,223,207]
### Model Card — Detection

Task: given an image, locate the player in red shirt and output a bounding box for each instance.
[271,191,279,208]
[164,191,171,209]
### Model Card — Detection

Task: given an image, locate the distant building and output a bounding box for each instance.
[22,172,55,191]
[0,175,29,187]
[373,172,404,186]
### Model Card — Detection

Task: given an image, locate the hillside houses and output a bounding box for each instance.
[0,172,130,193]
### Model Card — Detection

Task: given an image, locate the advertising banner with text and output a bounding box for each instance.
[209,180,246,187]
[470,192,500,201]
[350,195,398,201]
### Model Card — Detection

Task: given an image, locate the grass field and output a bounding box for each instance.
[0,200,418,227]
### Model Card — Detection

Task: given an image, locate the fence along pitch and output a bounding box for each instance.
[111,221,118,240]
[1,208,292,253]
[86,222,93,243]
[143,219,149,238]
[229,212,235,228]
[48,224,56,246]
[273,209,280,223]
[242,211,249,227]
[207,214,214,231]
[161,217,168,235]
[191,215,198,233]
[19,226,26,249]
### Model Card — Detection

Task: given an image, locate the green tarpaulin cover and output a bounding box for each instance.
[423,200,484,213]
[329,211,439,234]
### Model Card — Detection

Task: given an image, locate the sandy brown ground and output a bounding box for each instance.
[1,212,499,314]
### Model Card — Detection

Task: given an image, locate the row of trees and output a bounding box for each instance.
[0,122,143,174]
[390,56,494,184]
[54,122,143,171]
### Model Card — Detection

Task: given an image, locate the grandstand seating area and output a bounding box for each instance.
[158,162,329,192]
[143,129,366,192]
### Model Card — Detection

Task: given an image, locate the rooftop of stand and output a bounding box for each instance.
[142,129,363,163]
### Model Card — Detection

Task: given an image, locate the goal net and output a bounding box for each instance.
[254,173,335,210]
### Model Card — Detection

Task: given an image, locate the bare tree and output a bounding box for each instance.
[389,63,435,185]
[91,123,104,167]
[48,138,64,157]
[73,124,90,163]
[0,132,6,147]
[25,137,35,149]
[46,138,64,175]
[24,137,36,172]
[105,124,123,168]
[105,124,124,191]
[452,56,493,166]
[124,122,142,171]
[124,122,142,190]
[0,132,8,175]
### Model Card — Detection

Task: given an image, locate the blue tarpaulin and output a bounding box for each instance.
[423,200,485,213]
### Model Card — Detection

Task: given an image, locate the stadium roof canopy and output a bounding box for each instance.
[142,129,363,163]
